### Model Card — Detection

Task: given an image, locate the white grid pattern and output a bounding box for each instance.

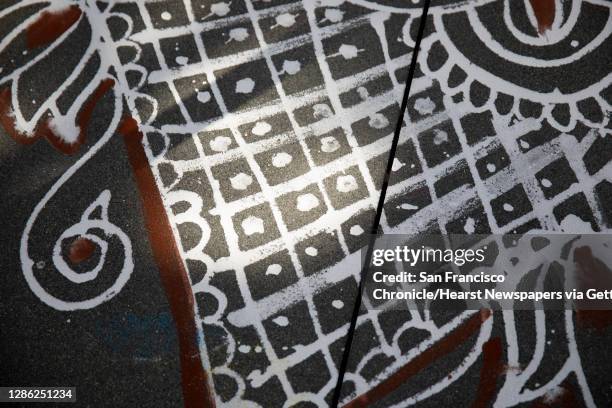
[119,0,612,405]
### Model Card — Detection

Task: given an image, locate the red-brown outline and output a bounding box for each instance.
[531,380,580,407]
[574,246,612,330]
[26,4,82,49]
[0,78,115,155]
[529,0,556,34]
[471,337,504,408]
[345,310,492,407]
[119,116,216,408]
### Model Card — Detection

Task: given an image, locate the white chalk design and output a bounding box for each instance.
[22,190,134,311]
[3,0,611,406]
[119,0,610,406]
[0,1,139,312]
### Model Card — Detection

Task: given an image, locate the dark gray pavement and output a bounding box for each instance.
[1,0,611,407]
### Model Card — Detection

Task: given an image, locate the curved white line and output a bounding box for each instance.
[467,6,611,67]
[20,90,127,311]
[433,14,612,103]
[503,0,581,46]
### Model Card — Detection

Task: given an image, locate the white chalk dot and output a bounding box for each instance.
[197,91,211,103]
[296,193,319,212]
[336,175,358,193]
[238,344,251,353]
[272,152,292,168]
[571,40,579,47]
[414,97,435,115]
[252,121,272,136]
[305,246,318,256]
[175,56,188,65]
[161,11,172,21]
[281,60,301,75]
[211,2,230,16]
[368,113,389,129]
[321,136,340,153]
[357,86,369,100]
[332,300,344,309]
[230,173,253,190]
[486,163,496,173]
[541,178,552,188]
[210,136,232,152]
[235,78,255,94]
[464,217,476,234]
[324,8,344,23]
[392,159,404,172]
[349,225,364,236]
[266,264,282,276]
[433,129,448,145]
[242,216,265,235]
[338,44,359,59]
[275,13,296,28]
[272,316,289,326]
[313,103,333,119]
[503,203,514,212]
[398,203,418,211]
[228,27,249,42]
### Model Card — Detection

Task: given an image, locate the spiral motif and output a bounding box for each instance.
[22,190,133,311]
